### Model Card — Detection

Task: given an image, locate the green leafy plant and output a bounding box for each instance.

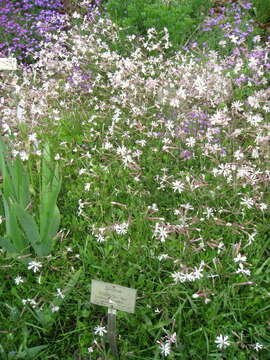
[0,138,61,257]
[105,0,212,51]
[0,326,47,360]
[252,0,270,24]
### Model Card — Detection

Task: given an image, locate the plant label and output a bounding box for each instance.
[90,280,137,313]
[0,58,17,70]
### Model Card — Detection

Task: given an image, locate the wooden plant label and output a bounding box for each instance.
[91,280,137,313]
[0,58,17,70]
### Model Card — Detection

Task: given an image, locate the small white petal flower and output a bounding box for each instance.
[253,342,264,351]
[114,222,129,235]
[215,334,230,349]
[94,325,107,336]
[158,342,171,356]
[56,288,65,299]
[14,276,24,285]
[233,254,247,263]
[172,180,184,193]
[19,151,29,161]
[27,261,42,273]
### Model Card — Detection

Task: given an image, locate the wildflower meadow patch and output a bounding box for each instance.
[0,0,269,359]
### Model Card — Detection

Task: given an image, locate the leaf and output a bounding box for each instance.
[39,205,61,255]
[0,236,18,255]
[39,144,61,253]
[12,203,43,256]
[0,137,30,207]
[3,198,28,253]
[24,345,48,359]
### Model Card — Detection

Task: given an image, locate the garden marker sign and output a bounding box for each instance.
[0,58,17,70]
[91,280,137,358]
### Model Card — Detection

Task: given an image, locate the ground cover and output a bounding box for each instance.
[0,0,269,359]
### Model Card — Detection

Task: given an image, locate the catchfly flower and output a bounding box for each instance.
[215,334,230,349]
[27,261,42,273]
[158,341,171,357]
[94,325,107,336]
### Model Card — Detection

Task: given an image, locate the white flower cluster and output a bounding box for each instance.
[172,261,205,283]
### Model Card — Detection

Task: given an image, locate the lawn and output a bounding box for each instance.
[0,0,269,359]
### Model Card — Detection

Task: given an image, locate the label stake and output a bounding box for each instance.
[108,307,118,358]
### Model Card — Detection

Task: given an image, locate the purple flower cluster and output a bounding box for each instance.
[201,1,255,43]
[0,0,101,63]
[182,110,209,136]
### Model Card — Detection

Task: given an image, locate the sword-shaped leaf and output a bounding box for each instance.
[0,236,18,255]
[13,203,44,256]
[39,144,61,252]
[3,198,28,253]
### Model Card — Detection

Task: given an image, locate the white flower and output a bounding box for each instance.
[233,254,247,263]
[167,332,177,344]
[251,147,259,159]
[185,137,196,148]
[253,342,264,351]
[158,254,169,261]
[19,151,29,161]
[72,11,81,18]
[236,263,251,276]
[203,207,214,219]
[114,222,129,235]
[88,347,94,353]
[14,276,24,285]
[153,223,168,242]
[218,40,227,47]
[51,305,60,312]
[240,197,254,209]
[56,288,65,299]
[22,298,38,308]
[259,203,268,211]
[215,334,230,349]
[231,101,243,112]
[253,35,261,43]
[172,180,184,193]
[79,168,87,175]
[84,183,91,191]
[28,133,37,142]
[27,261,42,273]
[158,342,171,356]
[95,233,105,243]
[94,325,107,336]
[247,113,263,126]
[234,150,244,161]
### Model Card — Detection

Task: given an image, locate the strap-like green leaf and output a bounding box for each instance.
[0,236,18,255]
[39,144,61,249]
[13,203,43,256]
[3,198,28,253]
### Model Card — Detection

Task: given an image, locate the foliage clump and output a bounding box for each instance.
[105,0,212,51]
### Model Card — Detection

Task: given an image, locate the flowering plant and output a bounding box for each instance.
[0,138,61,257]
